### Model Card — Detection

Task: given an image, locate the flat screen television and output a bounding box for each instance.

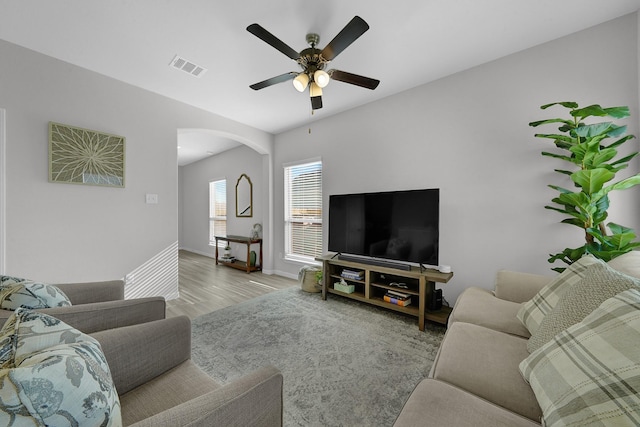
[328,188,439,266]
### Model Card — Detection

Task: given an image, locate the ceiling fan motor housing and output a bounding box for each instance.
[298,34,328,84]
[298,47,326,77]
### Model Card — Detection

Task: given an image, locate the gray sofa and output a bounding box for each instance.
[394,252,640,426]
[0,279,166,333]
[92,316,283,427]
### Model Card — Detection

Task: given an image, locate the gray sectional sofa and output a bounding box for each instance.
[394,251,640,426]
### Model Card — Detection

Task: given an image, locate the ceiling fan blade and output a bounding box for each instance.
[329,70,380,90]
[321,16,369,61]
[247,24,300,60]
[250,72,297,90]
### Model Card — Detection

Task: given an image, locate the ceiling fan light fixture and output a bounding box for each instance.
[314,70,330,88]
[293,73,309,92]
[309,82,323,97]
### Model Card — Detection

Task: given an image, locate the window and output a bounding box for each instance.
[284,160,322,262]
[209,179,226,245]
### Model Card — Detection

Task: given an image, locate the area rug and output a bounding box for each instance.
[191,286,446,427]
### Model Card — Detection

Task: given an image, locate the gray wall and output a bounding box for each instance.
[0,39,272,299]
[179,144,265,261]
[272,14,640,304]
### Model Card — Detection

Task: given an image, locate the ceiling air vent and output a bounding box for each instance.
[169,54,207,78]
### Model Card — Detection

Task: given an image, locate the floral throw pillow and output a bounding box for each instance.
[0,275,71,310]
[0,309,121,426]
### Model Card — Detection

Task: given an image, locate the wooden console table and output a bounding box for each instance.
[214,235,262,273]
[317,255,454,331]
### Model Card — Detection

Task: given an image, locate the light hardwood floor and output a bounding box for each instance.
[166,250,299,319]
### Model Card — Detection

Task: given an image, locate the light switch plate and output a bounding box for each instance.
[145,193,158,204]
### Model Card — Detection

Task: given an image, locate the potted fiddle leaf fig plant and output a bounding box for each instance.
[530,101,640,272]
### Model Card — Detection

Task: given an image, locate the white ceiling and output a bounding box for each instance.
[1,0,639,165]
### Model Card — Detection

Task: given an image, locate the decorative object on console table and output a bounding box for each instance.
[251,223,262,240]
[219,255,235,263]
[214,235,263,273]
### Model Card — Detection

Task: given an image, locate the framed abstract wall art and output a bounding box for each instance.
[48,122,126,187]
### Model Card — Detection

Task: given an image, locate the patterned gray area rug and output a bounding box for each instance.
[191,286,446,427]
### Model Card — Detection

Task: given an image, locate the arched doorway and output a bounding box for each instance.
[177,128,274,272]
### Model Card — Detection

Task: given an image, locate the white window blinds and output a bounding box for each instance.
[284,160,323,261]
[209,179,226,245]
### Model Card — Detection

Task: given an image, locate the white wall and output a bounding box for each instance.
[0,39,273,298]
[179,144,265,261]
[273,14,640,304]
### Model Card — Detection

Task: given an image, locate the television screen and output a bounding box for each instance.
[328,188,439,265]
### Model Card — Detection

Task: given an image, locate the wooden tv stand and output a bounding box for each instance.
[317,255,454,331]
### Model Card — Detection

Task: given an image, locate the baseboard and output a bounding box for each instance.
[271,269,298,281]
[180,247,215,258]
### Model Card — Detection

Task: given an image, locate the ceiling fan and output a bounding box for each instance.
[247,16,380,110]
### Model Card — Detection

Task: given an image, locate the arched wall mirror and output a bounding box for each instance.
[236,173,253,217]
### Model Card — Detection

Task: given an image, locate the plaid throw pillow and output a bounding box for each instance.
[527,262,640,352]
[516,255,600,334]
[519,289,640,427]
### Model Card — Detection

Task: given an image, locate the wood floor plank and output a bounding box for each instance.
[166,250,299,319]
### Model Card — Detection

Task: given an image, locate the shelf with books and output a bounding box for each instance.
[317,255,454,331]
[370,295,419,316]
[370,282,419,296]
[383,292,412,306]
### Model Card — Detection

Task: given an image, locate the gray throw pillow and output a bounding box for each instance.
[527,262,640,352]
[516,255,600,335]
